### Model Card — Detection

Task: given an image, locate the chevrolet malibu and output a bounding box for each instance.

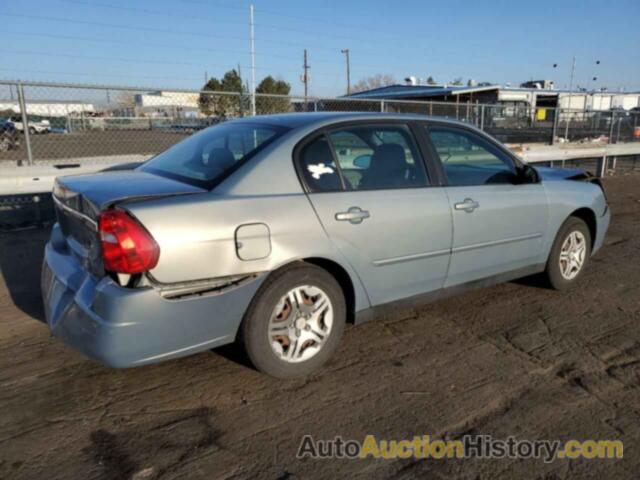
[42,113,610,378]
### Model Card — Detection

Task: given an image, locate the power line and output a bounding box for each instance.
[0,12,360,52]
[0,67,204,83]
[1,49,232,68]
[5,30,413,72]
[56,0,404,44]
[0,13,247,41]
[4,31,305,63]
[0,49,343,78]
[180,0,372,32]
[58,0,248,27]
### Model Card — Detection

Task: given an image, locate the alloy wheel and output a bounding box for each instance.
[559,230,587,280]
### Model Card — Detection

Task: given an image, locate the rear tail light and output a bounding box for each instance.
[98,209,160,274]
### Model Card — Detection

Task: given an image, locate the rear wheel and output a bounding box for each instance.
[240,263,346,378]
[544,217,591,290]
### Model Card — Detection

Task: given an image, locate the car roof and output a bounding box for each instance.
[231,111,472,130]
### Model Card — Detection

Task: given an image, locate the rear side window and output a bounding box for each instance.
[297,124,428,192]
[298,136,343,192]
[142,122,287,189]
[427,127,516,186]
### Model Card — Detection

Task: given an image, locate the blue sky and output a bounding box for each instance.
[2,0,639,97]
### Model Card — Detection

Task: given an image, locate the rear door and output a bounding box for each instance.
[422,123,548,287]
[296,122,452,306]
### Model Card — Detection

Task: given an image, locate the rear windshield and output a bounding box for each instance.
[141,121,288,188]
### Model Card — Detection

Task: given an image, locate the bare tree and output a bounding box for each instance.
[115,91,136,108]
[351,74,396,93]
[112,91,136,117]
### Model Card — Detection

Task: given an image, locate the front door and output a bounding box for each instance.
[296,123,452,306]
[424,124,548,287]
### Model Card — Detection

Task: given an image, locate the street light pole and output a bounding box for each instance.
[564,55,576,140]
[341,48,351,95]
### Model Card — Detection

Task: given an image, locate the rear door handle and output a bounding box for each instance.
[454,198,480,213]
[335,206,370,224]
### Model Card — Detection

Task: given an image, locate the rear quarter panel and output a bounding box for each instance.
[124,134,371,312]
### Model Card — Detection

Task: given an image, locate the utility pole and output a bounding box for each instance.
[249,4,256,116]
[341,48,351,95]
[302,49,310,100]
[564,55,576,140]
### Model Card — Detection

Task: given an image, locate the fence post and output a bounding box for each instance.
[551,107,559,145]
[480,105,485,131]
[616,114,622,144]
[597,156,607,177]
[608,112,616,144]
[380,100,385,113]
[16,82,34,167]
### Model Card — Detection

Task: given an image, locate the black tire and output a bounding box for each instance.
[28,127,36,135]
[240,263,346,378]
[544,216,592,290]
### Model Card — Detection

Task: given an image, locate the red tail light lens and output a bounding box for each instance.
[98,209,160,274]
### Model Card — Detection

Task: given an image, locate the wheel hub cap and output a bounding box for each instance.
[268,285,334,363]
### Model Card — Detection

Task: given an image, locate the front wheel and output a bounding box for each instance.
[240,263,346,378]
[544,217,591,290]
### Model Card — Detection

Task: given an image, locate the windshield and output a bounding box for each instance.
[141,121,288,188]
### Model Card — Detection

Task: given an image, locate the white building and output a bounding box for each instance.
[0,100,95,117]
[349,80,640,112]
[134,91,200,117]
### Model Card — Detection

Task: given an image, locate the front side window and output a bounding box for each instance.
[427,127,516,186]
[142,122,287,188]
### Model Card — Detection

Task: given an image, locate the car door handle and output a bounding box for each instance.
[454,198,480,213]
[335,207,370,224]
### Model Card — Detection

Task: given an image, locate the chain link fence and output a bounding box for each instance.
[1,80,639,167]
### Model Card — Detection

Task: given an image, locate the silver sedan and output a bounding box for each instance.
[42,113,610,377]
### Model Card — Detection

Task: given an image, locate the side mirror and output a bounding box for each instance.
[516,164,539,184]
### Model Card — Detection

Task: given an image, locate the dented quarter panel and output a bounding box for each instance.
[126,192,372,312]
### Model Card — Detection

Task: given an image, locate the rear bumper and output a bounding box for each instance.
[42,225,265,367]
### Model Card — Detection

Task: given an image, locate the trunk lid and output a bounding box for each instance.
[52,170,205,275]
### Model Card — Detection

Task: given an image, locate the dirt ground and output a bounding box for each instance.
[1,174,639,479]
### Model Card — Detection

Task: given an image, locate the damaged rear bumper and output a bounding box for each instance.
[41,225,265,367]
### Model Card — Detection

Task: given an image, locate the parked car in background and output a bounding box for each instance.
[42,113,610,378]
[0,117,19,151]
[10,115,51,134]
